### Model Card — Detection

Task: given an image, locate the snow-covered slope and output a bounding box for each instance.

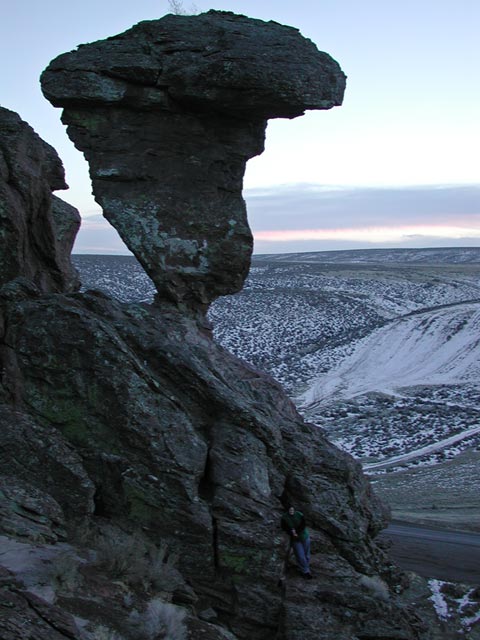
[254,247,480,265]
[74,251,480,394]
[300,302,480,406]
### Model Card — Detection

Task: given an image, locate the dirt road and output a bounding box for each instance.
[378,521,480,584]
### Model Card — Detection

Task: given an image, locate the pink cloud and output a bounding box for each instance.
[254,224,480,243]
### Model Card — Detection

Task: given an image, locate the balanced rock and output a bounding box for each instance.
[41,10,346,310]
[0,107,80,293]
[0,11,429,639]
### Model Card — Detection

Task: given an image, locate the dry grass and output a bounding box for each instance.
[49,551,81,593]
[129,597,187,640]
[90,626,125,640]
[93,526,182,592]
[94,526,145,578]
[358,574,390,601]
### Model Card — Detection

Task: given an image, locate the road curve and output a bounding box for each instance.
[377,521,480,584]
[364,424,480,470]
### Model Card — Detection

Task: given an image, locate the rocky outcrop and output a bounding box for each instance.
[0,107,80,293]
[0,10,431,640]
[40,10,345,310]
[0,287,424,639]
[0,580,81,640]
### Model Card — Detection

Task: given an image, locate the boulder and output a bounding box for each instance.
[41,10,346,310]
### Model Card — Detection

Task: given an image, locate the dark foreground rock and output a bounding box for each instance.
[41,10,345,310]
[0,286,425,639]
[0,107,80,293]
[0,582,80,640]
[0,10,437,640]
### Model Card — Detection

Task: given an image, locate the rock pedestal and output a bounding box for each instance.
[41,10,346,310]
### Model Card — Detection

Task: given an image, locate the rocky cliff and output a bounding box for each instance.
[0,107,80,294]
[1,11,428,640]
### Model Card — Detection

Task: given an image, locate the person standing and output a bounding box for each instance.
[281,505,312,579]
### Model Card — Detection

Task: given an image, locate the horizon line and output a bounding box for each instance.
[72,245,480,258]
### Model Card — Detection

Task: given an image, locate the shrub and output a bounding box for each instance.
[142,542,182,593]
[129,597,187,640]
[94,526,145,579]
[91,626,125,640]
[94,526,182,593]
[168,0,198,16]
[359,574,390,601]
[49,551,81,592]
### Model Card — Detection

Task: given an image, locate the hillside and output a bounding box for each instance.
[255,247,480,265]
[74,247,480,532]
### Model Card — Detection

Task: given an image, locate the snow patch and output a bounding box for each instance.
[429,579,450,620]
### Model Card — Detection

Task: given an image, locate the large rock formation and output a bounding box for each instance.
[0,285,427,640]
[0,10,432,640]
[0,107,80,293]
[40,10,345,310]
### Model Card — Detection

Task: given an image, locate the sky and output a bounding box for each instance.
[1,0,479,254]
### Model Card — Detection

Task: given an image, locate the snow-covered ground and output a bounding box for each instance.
[428,579,480,634]
[300,302,480,405]
[257,247,480,265]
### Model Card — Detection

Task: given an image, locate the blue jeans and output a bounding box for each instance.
[292,536,310,574]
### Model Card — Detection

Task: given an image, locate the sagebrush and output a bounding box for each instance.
[94,526,182,592]
[129,597,187,640]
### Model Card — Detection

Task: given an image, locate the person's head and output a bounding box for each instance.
[288,506,295,516]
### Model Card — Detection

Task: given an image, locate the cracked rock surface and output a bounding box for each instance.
[0,288,425,639]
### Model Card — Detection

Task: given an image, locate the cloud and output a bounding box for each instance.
[254,224,480,243]
[74,213,132,255]
[245,183,480,231]
[253,235,480,255]
[73,184,480,255]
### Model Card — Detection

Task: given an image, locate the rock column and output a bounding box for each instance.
[41,10,346,310]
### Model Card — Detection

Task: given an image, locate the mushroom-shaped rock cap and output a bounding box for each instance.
[41,11,346,310]
[43,11,346,119]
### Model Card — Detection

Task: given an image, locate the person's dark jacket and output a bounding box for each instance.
[281,510,309,543]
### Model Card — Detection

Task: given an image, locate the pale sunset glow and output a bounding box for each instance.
[254,225,480,245]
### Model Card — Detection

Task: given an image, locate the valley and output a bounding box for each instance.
[74,247,480,532]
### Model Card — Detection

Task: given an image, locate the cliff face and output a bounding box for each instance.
[0,107,80,294]
[1,11,427,640]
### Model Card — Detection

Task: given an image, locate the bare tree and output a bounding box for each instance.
[168,0,185,14]
[168,0,198,15]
